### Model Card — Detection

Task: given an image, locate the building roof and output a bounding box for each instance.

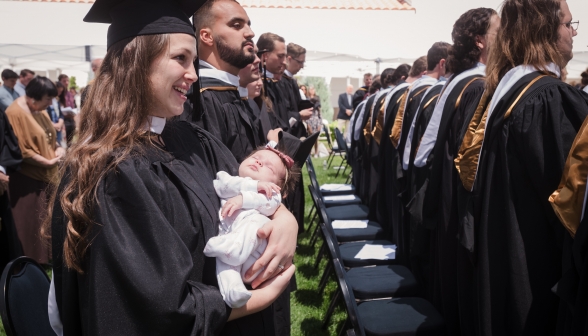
[5,0,415,10]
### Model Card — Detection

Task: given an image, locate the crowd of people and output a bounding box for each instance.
[0,0,587,335]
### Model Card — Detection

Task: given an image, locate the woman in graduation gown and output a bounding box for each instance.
[455,1,586,334]
[47,1,297,335]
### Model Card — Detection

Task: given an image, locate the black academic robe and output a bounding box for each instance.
[352,86,369,110]
[280,75,307,139]
[355,94,379,203]
[265,77,304,137]
[349,101,367,183]
[182,76,262,163]
[425,78,485,336]
[51,121,276,336]
[367,85,408,219]
[376,84,431,242]
[471,74,587,336]
[0,108,22,272]
[403,84,443,282]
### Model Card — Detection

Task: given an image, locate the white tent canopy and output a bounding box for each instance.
[1,0,588,84]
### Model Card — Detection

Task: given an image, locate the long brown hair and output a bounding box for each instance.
[485,0,564,94]
[43,34,170,273]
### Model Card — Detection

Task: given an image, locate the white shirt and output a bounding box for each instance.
[199,59,240,87]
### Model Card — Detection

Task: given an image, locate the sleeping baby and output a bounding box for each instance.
[203,143,301,308]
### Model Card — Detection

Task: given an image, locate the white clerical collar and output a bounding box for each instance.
[265,71,275,79]
[144,116,166,134]
[284,69,293,77]
[199,59,240,87]
[238,86,249,98]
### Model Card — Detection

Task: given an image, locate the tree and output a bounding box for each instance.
[69,76,78,90]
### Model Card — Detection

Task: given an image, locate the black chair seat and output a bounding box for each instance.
[334,221,386,242]
[320,184,356,196]
[358,297,445,336]
[323,194,362,207]
[339,240,396,268]
[347,265,418,300]
[326,204,369,220]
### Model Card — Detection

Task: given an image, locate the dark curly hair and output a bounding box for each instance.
[447,8,497,76]
[389,64,411,85]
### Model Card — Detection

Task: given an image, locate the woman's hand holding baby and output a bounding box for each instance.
[221,195,243,218]
[257,181,281,199]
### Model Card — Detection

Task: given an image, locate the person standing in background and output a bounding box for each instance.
[0,70,20,113]
[14,69,35,97]
[352,72,372,109]
[58,74,76,108]
[46,81,66,145]
[337,84,354,136]
[307,86,322,156]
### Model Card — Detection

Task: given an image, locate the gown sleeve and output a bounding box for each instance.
[64,158,230,336]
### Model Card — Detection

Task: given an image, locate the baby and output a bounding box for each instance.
[204,143,301,308]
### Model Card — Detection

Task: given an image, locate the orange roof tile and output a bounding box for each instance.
[6,0,415,10]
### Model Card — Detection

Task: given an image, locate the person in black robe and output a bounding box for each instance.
[352,73,373,109]
[49,1,299,335]
[180,1,262,163]
[454,1,584,333]
[366,65,411,219]
[0,107,23,272]
[417,9,497,335]
[281,42,312,139]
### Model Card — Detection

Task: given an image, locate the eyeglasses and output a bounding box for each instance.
[292,58,305,65]
[563,20,579,31]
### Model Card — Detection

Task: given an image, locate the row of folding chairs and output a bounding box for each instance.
[323,126,351,181]
[305,157,446,336]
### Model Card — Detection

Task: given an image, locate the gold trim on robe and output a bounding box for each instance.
[455,75,546,192]
[550,112,588,237]
[455,77,484,109]
[390,86,428,147]
[200,86,239,93]
[364,96,386,145]
[372,97,389,145]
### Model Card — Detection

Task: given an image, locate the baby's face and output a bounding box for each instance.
[239,150,286,185]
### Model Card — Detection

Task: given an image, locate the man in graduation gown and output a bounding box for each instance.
[365,65,411,219]
[256,33,312,136]
[376,56,431,242]
[399,42,450,288]
[182,0,261,162]
[0,107,22,272]
[281,43,312,139]
[352,73,373,109]
[417,9,498,335]
[455,1,585,334]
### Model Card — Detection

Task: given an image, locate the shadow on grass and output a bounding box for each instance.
[294,289,324,307]
[300,318,329,336]
[296,244,316,257]
[297,264,319,278]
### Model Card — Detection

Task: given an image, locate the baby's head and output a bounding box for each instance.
[240,146,301,197]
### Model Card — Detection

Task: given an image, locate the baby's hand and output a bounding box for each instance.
[222,195,243,218]
[258,181,281,199]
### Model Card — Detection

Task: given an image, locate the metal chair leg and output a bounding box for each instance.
[307,204,316,221]
[310,221,321,247]
[318,262,333,296]
[323,288,342,330]
[314,242,326,269]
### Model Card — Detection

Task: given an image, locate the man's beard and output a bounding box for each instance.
[216,36,255,69]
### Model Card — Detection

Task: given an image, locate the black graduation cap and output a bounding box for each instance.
[277,131,320,167]
[84,0,206,49]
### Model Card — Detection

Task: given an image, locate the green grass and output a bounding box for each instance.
[291,155,349,336]
[0,153,349,336]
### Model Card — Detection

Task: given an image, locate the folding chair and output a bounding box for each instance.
[334,128,351,178]
[324,125,344,169]
[306,158,361,208]
[0,257,55,336]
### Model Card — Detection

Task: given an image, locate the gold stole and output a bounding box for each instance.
[200,86,238,93]
[364,96,385,145]
[390,86,428,148]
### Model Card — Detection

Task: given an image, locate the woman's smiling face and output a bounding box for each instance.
[148,33,198,118]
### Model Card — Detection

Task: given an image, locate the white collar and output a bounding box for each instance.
[265,71,275,79]
[144,116,166,134]
[198,59,240,87]
[382,82,410,120]
[284,69,294,77]
[238,86,249,98]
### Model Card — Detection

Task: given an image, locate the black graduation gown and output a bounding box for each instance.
[182,77,262,163]
[376,85,431,242]
[403,84,443,284]
[51,121,276,336]
[280,75,307,139]
[425,78,485,336]
[349,101,367,183]
[352,86,368,110]
[0,108,22,272]
[471,74,587,336]
[355,94,379,203]
[265,77,304,137]
[367,85,408,219]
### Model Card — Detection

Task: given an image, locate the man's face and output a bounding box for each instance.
[60,77,69,88]
[364,75,372,87]
[557,0,576,66]
[209,1,255,69]
[20,73,34,86]
[287,53,305,74]
[2,78,16,89]
[91,59,103,75]
[238,47,261,85]
[264,41,287,74]
[346,85,354,94]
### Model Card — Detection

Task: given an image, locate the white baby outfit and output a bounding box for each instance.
[203,171,282,308]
